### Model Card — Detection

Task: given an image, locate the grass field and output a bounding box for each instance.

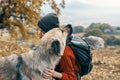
[104,34,120,39]
[82,47,120,80]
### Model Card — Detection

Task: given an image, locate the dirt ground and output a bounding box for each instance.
[0,40,120,80]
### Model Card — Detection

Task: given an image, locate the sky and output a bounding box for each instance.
[41,0,120,27]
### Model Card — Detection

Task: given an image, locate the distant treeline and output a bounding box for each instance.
[73,23,120,34]
[73,23,120,46]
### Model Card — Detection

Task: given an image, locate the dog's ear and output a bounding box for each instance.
[50,40,60,55]
[65,24,73,45]
[66,24,73,36]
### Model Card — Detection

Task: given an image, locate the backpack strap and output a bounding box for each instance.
[74,70,81,80]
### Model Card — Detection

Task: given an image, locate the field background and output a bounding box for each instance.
[82,47,120,80]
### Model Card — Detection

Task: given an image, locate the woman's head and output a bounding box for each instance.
[38,13,59,33]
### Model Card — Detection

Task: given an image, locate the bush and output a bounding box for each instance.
[83,29,104,38]
[73,26,84,33]
[114,39,120,45]
[86,23,113,34]
[106,36,120,45]
[106,36,115,45]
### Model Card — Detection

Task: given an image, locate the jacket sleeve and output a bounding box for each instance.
[59,46,78,80]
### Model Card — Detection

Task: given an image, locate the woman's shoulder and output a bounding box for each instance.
[65,45,72,51]
[64,45,75,56]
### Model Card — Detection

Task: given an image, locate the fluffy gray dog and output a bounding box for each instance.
[0,25,72,80]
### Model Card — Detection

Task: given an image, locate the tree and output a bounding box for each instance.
[73,25,84,33]
[0,0,65,39]
[86,23,113,34]
[83,29,104,38]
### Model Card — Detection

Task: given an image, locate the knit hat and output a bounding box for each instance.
[38,13,59,32]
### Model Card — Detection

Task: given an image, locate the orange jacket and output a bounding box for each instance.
[55,45,80,80]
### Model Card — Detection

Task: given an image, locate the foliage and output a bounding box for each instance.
[83,29,104,38]
[116,27,120,30]
[106,36,120,45]
[86,23,113,34]
[73,25,84,33]
[114,39,120,45]
[105,36,115,45]
[0,0,65,39]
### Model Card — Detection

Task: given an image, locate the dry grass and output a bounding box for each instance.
[0,40,120,80]
[82,47,120,80]
[0,40,29,57]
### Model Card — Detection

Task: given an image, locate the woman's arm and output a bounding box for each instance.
[42,46,79,80]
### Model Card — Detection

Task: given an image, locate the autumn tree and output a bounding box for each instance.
[0,0,65,39]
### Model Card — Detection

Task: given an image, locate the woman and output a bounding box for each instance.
[38,13,81,80]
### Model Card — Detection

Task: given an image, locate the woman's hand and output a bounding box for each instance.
[42,68,53,79]
[42,67,62,79]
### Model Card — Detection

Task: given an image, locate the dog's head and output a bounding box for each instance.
[39,24,72,57]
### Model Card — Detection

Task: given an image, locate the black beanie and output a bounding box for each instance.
[38,13,59,32]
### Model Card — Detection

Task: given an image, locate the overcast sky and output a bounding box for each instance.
[42,0,120,27]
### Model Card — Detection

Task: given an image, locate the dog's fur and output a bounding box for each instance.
[0,25,72,80]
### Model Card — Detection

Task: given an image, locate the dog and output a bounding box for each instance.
[0,24,72,80]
